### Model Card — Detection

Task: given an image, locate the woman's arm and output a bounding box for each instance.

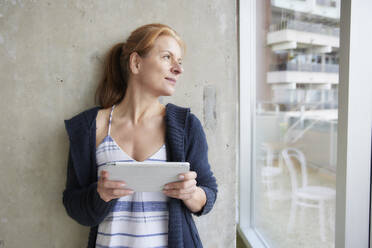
[163,113,218,215]
[62,147,117,227]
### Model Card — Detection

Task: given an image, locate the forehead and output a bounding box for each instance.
[151,35,183,59]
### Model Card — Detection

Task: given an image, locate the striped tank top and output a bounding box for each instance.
[95,105,169,248]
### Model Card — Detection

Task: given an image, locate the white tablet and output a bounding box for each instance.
[98,162,190,192]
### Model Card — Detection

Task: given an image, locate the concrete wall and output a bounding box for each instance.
[0,1,238,247]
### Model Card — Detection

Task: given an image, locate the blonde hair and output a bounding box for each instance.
[95,23,185,108]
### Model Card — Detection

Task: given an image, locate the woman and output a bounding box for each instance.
[63,23,218,248]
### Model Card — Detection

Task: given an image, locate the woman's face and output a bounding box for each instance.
[135,35,183,97]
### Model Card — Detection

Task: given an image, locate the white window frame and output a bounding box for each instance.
[238,0,372,247]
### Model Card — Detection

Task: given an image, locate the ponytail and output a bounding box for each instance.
[95,42,128,108]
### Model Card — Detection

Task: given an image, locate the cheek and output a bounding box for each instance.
[144,64,166,81]
[144,60,164,74]
[139,71,164,91]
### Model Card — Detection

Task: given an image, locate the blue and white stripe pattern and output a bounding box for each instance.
[96,105,169,248]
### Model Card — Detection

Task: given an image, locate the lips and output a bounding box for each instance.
[165,77,176,84]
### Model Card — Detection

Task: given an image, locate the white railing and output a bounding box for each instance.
[269,19,339,37]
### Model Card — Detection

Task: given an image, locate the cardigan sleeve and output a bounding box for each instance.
[185,113,218,216]
[62,146,117,227]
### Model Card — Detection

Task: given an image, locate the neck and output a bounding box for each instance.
[114,80,165,125]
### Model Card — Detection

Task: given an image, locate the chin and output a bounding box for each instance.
[161,90,175,97]
[158,87,175,97]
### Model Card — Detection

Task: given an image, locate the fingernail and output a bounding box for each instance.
[179,175,184,180]
[164,185,169,190]
[120,184,126,188]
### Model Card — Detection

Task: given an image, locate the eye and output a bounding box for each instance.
[163,55,171,59]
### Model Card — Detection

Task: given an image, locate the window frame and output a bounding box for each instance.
[238,0,372,247]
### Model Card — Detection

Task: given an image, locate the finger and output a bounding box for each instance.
[103,180,127,189]
[164,179,196,190]
[110,188,134,197]
[173,185,197,195]
[98,173,105,186]
[101,188,134,202]
[162,189,182,199]
[100,170,109,180]
[178,171,197,180]
[163,189,194,200]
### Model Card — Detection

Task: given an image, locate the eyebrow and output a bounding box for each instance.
[160,50,183,62]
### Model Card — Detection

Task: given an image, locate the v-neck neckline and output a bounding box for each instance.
[101,134,165,162]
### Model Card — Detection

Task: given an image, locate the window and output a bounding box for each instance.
[239,1,371,247]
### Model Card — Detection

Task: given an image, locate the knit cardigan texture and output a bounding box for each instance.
[63,103,218,248]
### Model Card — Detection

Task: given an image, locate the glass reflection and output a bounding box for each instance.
[254,0,339,247]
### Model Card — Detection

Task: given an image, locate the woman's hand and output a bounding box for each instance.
[97,170,134,202]
[162,171,197,200]
[163,171,207,213]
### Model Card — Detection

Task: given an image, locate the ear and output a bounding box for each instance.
[129,52,141,74]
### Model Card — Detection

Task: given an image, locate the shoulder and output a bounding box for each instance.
[165,103,203,132]
[64,106,102,139]
[96,107,111,130]
[187,112,202,129]
[165,103,190,122]
[165,103,190,130]
[185,113,206,146]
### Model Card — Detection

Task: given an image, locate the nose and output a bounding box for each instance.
[171,62,183,75]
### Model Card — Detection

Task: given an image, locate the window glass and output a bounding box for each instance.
[254,1,340,247]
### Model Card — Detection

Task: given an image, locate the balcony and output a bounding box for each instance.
[267,27,339,52]
[271,0,340,19]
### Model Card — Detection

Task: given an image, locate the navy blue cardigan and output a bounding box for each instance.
[63,103,218,248]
